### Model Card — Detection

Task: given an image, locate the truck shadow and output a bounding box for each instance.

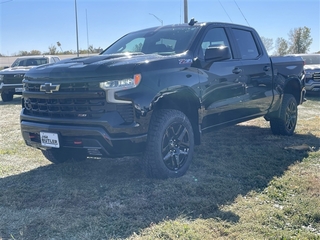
[0,96,21,105]
[0,124,319,239]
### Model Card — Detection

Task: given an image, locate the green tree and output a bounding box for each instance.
[18,50,29,56]
[274,37,289,56]
[288,26,312,54]
[30,50,41,55]
[48,45,57,55]
[261,36,273,53]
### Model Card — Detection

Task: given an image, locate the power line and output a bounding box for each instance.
[234,0,250,26]
[0,0,13,4]
[218,0,233,23]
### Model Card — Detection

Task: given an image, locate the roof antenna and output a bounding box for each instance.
[218,0,233,23]
[234,0,250,26]
[188,18,197,26]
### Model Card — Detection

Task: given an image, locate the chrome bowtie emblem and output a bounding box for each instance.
[40,83,60,93]
[14,74,25,78]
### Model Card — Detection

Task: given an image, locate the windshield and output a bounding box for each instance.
[101,25,200,56]
[301,55,320,65]
[11,58,48,67]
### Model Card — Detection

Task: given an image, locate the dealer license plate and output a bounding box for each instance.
[40,132,60,148]
[15,87,23,92]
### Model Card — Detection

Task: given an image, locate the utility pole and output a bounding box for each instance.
[184,0,188,23]
[86,9,90,55]
[75,0,79,57]
[0,0,13,4]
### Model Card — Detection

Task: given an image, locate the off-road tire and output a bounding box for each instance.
[143,109,194,179]
[270,94,297,136]
[41,148,87,164]
[1,92,14,102]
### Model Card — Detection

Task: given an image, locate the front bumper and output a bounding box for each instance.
[0,83,23,94]
[20,119,147,158]
[305,79,320,92]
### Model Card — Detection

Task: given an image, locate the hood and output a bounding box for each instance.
[1,66,35,74]
[304,64,320,71]
[24,53,191,81]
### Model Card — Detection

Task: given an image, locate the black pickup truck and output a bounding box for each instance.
[20,21,306,178]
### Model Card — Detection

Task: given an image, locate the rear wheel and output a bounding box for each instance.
[41,148,88,164]
[270,94,297,136]
[143,109,194,179]
[1,92,14,102]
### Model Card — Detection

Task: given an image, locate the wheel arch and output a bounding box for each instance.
[151,86,201,145]
[283,77,304,105]
[265,76,304,120]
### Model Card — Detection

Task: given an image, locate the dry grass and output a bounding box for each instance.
[0,95,319,240]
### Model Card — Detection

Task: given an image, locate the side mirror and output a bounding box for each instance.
[3,66,9,69]
[205,46,231,62]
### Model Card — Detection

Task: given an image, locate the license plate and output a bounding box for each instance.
[40,132,60,148]
[15,87,23,92]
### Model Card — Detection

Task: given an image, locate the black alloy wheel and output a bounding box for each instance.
[270,94,298,136]
[161,121,190,171]
[144,109,194,179]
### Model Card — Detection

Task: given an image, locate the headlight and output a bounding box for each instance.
[100,74,141,90]
[99,74,142,103]
[305,71,313,78]
[0,74,4,82]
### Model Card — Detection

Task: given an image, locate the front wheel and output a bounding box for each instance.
[41,148,88,164]
[1,92,14,102]
[270,94,298,136]
[143,109,194,179]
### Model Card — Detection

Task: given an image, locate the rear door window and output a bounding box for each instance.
[232,29,259,60]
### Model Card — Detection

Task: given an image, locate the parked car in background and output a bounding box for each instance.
[0,55,60,102]
[288,54,320,94]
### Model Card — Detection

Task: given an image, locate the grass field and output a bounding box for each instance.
[0,95,319,239]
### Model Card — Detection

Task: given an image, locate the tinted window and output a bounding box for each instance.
[199,27,232,59]
[301,55,320,65]
[232,29,259,59]
[11,58,48,67]
[101,26,200,55]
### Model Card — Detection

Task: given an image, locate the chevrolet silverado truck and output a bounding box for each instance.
[20,21,306,179]
[0,55,60,102]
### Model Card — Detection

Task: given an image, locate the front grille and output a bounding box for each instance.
[23,82,134,122]
[25,82,98,92]
[3,74,24,84]
[313,72,320,82]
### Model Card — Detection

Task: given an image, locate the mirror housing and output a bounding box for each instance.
[205,46,231,62]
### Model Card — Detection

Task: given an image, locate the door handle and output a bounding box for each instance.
[232,68,242,74]
[263,66,271,71]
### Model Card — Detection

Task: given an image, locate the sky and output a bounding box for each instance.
[0,0,319,56]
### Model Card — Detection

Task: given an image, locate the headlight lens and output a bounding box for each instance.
[305,71,313,77]
[0,74,4,81]
[100,74,141,90]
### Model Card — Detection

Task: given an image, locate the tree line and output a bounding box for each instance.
[261,26,318,55]
[0,44,103,57]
